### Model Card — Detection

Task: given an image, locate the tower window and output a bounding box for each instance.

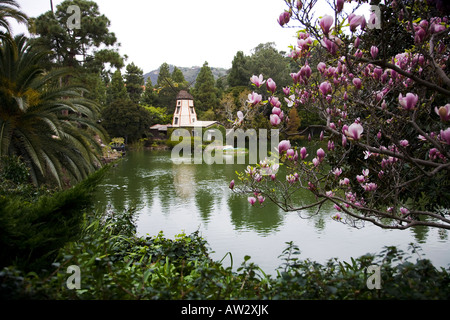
[174,117,178,125]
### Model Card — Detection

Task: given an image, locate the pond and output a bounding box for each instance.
[94,149,450,274]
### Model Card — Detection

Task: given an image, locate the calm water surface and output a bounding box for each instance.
[94,150,450,274]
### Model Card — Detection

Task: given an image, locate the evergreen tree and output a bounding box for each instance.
[156,62,172,88]
[125,62,144,104]
[142,78,157,106]
[228,51,250,87]
[106,69,129,105]
[193,61,219,116]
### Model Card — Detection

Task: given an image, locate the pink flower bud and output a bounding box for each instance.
[320,15,334,35]
[229,180,235,190]
[266,78,277,94]
[398,93,419,110]
[370,46,379,59]
[300,147,308,160]
[248,197,256,206]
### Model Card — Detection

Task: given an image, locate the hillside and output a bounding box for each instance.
[144,65,229,86]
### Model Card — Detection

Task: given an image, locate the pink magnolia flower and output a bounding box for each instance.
[398,93,419,110]
[352,78,362,89]
[272,106,281,115]
[229,180,235,190]
[400,207,410,215]
[250,74,265,87]
[317,62,327,74]
[356,175,365,183]
[336,0,344,12]
[312,157,320,167]
[266,78,277,94]
[435,104,450,122]
[270,114,281,126]
[258,195,265,204]
[278,140,291,153]
[339,178,350,186]
[333,212,342,221]
[283,86,291,96]
[370,46,379,59]
[247,92,262,105]
[399,139,409,147]
[237,111,244,123]
[320,15,334,35]
[248,197,257,206]
[300,147,308,160]
[319,81,332,96]
[354,37,360,48]
[286,149,295,160]
[278,11,291,26]
[345,123,364,140]
[334,204,342,212]
[349,14,366,32]
[441,128,450,144]
[332,168,342,178]
[317,148,325,161]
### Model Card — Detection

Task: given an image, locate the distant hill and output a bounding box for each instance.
[143,65,229,86]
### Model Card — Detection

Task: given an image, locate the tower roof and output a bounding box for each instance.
[176,90,194,100]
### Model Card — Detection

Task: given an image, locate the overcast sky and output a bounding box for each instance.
[11,0,315,73]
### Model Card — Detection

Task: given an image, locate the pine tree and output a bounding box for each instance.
[106,69,129,105]
[125,62,144,104]
[193,61,219,115]
[156,62,172,88]
[228,51,250,87]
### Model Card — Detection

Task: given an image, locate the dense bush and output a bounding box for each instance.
[1,205,449,300]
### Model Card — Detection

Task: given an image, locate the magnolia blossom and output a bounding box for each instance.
[441,128,450,145]
[285,94,296,107]
[349,14,366,32]
[339,178,350,186]
[399,139,409,147]
[316,148,325,161]
[319,81,332,96]
[248,197,257,206]
[398,93,419,110]
[300,147,308,160]
[370,46,379,59]
[278,140,291,153]
[250,74,265,87]
[237,111,244,123]
[353,78,362,89]
[332,168,342,178]
[336,0,344,12]
[258,195,265,204]
[229,180,235,190]
[345,123,364,140]
[320,15,334,35]
[266,78,277,94]
[356,175,365,183]
[278,11,291,26]
[283,87,291,96]
[270,114,281,126]
[247,92,262,105]
[400,207,410,215]
[435,104,450,122]
[333,204,342,212]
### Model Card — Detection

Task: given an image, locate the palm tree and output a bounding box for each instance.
[0,0,28,39]
[0,35,107,187]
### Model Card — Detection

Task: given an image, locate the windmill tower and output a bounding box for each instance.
[172,90,198,127]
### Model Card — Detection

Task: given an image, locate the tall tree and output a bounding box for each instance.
[156,62,172,88]
[29,0,123,73]
[141,78,157,106]
[193,61,219,115]
[125,62,144,104]
[228,51,250,87]
[106,69,129,105]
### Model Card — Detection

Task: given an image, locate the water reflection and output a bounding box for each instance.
[94,150,450,271]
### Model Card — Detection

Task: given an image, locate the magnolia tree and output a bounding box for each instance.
[232,0,450,230]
